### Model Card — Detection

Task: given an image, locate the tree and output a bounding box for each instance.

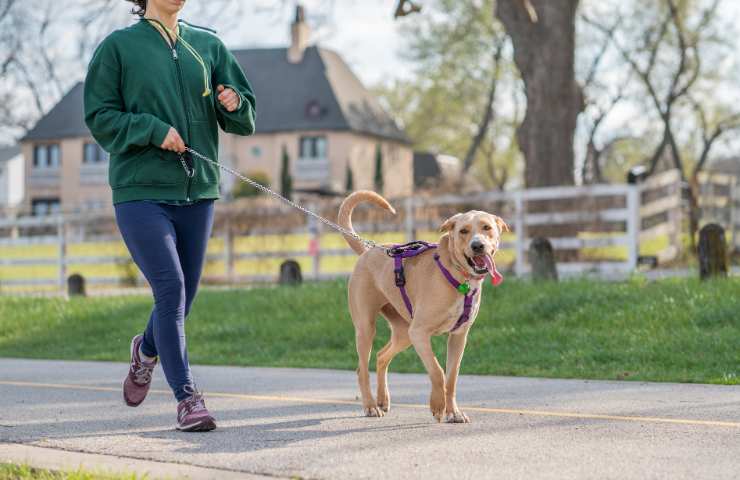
[496,0,582,187]
[379,0,521,190]
[279,145,292,200]
[374,144,384,193]
[585,0,739,243]
[345,162,354,192]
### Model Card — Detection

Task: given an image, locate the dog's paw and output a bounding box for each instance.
[377,389,390,413]
[364,406,386,417]
[430,391,446,422]
[445,410,471,424]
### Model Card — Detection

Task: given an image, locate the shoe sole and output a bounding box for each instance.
[177,418,217,432]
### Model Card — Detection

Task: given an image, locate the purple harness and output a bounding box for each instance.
[388,241,479,332]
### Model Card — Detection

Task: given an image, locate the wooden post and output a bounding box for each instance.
[529,237,558,282]
[67,273,86,297]
[626,185,640,270]
[224,216,234,284]
[698,223,727,280]
[669,174,683,256]
[730,179,738,251]
[514,191,525,277]
[404,196,415,242]
[279,260,302,285]
[57,216,67,295]
[308,203,321,280]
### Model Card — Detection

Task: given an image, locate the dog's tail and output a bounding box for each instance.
[337,191,396,255]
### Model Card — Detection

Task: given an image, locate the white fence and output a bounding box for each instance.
[0,169,718,294]
[697,171,740,250]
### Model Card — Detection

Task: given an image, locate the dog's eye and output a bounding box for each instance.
[483,225,492,231]
[459,229,469,235]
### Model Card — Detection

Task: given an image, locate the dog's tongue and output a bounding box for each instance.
[484,254,503,286]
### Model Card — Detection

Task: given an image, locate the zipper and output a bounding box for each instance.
[146,20,194,201]
[173,46,194,201]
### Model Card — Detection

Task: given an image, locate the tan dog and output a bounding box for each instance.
[338,191,508,423]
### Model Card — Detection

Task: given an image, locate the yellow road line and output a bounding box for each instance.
[1,380,738,429]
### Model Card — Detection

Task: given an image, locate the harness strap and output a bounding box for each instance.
[394,255,414,317]
[434,253,478,332]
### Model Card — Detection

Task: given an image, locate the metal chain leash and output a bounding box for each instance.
[184,147,386,253]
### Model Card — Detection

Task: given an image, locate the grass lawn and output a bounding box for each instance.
[0,464,143,480]
[0,278,737,385]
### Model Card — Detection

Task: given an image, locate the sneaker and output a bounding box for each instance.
[123,334,157,407]
[177,386,217,432]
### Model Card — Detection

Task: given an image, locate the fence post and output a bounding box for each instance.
[224,215,234,284]
[730,177,738,251]
[404,197,415,242]
[308,203,321,280]
[669,174,683,256]
[57,215,67,295]
[514,191,525,277]
[626,185,640,270]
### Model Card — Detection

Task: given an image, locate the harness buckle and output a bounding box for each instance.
[394,268,406,287]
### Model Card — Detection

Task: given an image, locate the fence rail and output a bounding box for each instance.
[0,168,731,294]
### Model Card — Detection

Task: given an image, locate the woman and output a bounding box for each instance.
[84,0,256,432]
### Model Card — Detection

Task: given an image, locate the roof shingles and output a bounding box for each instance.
[23,46,407,143]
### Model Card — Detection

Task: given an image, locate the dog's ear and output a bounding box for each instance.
[440,213,463,233]
[490,214,510,233]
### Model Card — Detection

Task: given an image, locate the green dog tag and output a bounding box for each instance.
[457,283,470,295]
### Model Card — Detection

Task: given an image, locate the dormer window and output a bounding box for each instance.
[305,100,326,120]
[33,144,60,169]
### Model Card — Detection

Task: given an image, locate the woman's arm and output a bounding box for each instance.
[84,41,172,155]
[212,42,256,136]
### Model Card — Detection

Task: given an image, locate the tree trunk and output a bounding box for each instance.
[496,0,582,187]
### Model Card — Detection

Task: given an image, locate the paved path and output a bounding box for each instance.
[0,359,738,479]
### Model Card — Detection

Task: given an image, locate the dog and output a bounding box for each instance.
[338,191,508,423]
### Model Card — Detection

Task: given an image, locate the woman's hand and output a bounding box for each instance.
[217,85,240,112]
[160,127,186,153]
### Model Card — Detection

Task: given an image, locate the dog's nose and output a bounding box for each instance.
[471,240,485,254]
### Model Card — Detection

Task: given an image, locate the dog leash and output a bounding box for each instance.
[181,147,386,253]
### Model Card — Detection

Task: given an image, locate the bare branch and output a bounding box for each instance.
[394,0,422,19]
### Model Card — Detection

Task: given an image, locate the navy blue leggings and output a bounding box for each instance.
[114,200,214,402]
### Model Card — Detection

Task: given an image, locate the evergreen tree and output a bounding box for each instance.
[345,162,354,192]
[374,144,383,193]
[280,145,292,200]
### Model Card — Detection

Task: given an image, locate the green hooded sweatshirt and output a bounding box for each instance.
[84,19,256,204]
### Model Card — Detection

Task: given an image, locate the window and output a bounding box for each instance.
[83,142,108,164]
[31,198,61,216]
[299,136,327,160]
[33,144,60,169]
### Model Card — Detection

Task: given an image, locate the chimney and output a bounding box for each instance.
[288,5,310,64]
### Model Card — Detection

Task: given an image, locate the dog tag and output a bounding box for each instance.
[457,283,470,295]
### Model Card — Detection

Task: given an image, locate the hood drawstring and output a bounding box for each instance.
[144,18,212,97]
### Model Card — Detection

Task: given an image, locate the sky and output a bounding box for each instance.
[191,0,412,86]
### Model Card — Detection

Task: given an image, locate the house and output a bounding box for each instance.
[20,5,413,215]
[0,145,25,216]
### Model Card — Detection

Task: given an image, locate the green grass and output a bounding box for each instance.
[0,463,144,480]
[0,278,738,385]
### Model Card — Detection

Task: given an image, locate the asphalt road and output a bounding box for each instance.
[0,358,738,479]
